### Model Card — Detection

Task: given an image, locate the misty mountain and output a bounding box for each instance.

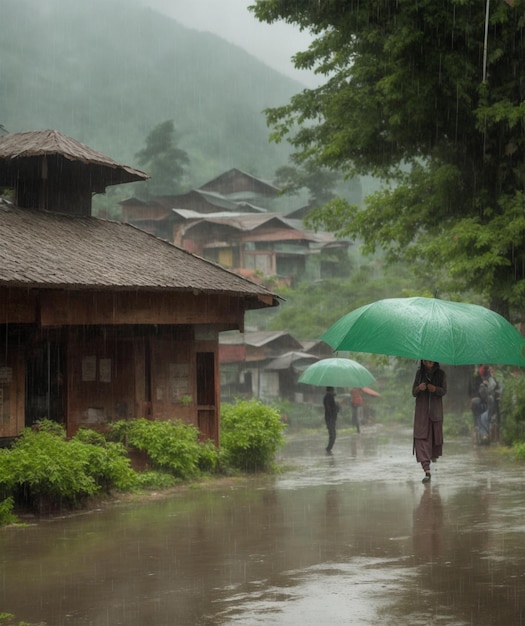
[0,0,302,185]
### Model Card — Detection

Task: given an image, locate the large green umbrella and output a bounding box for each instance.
[321,297,525,366]
[298,357,376,388]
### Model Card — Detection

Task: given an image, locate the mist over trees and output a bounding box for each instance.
[134,121,190,197]
[0,0,299,184]
[252,0,525,319]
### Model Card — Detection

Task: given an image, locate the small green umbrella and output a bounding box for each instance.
[321,296,525,366]
[298,357,376,388]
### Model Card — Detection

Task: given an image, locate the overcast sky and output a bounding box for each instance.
[143,0,318,87]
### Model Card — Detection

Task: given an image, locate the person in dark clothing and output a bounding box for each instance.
[323,386,339,453]
[412,360,447,484]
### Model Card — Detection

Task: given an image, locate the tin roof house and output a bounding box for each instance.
[0,130,279,445]
[119,168,349,286]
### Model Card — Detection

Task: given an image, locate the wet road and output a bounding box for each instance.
[1,426,525,625]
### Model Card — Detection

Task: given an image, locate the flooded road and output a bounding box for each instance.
[1,426,525,625]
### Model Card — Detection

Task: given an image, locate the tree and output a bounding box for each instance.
[274,161,340,206]
[134,120,190,197]
[251,0,525,318]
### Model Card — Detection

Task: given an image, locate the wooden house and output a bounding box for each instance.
[0,130,279,445]
[198,168,280,208]
[219,331,314,401]
[119,189,265,240]
[170,212,350,285]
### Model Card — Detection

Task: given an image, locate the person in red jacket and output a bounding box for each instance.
[412,360,447,483]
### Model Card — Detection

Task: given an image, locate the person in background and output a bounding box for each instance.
[412,360,447,483]
[469,364,500,443]
[350,387,363,433]
[323,386,339,454]
[487,366,501,441]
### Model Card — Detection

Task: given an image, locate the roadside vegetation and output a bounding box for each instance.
[0,399,286,527]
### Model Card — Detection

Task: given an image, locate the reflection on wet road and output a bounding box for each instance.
[1,427,525,625]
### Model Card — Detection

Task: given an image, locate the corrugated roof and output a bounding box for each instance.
[265,351,318,370]
[167,189,240,212]
[0,130,148,186]
[199,168,280,195]
[0,199,280,301]
[182,212,346,245]
[219,331,302,349]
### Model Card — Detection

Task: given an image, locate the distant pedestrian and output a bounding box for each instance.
[412,360,447,483]
[350,388,362,433]
[323,386,339,454]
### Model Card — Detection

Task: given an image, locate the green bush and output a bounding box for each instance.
[500,374,525,444]
[511,442,525,460]
[72,428,137,492]
[197,438,221,474]
[220,399,286,472]
[0,496,16,526]
[0,428,100,512]
[109,419,208,479]
[134,471,179,490]
[0,421,138,514]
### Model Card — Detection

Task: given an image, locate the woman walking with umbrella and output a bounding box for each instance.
[412,360,447,483]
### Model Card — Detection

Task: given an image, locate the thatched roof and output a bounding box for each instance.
[0,199,279,305]
[0,130,148,188]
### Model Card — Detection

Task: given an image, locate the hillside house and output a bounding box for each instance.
[120,168,349,285]
[198,168,280,209]
[219,331,319,402]
[170,211,350,285]
[0,130,279,445]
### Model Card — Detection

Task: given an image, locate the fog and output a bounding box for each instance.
[142,0,319,88]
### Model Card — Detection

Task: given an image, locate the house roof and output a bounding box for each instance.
[199,168,280,196]
[181,212,348,246]
[265,351,318,371]
[219,330,303,349]
[0,199,279,303]
[0,130,148,187]
[168,189,242,212]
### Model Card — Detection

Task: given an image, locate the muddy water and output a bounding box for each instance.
[1,427,525,625]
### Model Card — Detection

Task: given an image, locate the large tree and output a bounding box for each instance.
[251,0,525,318]
[134,120,190,197]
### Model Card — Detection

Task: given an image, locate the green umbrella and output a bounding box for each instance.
[321,297,525,366]
[298,357,376,388]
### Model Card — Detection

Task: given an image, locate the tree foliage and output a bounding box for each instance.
[251,0,525,317]
[134,120,190,197]
[265,259,420,340]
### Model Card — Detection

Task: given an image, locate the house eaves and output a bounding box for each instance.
[0,200,281,305]
[0,130,148,188]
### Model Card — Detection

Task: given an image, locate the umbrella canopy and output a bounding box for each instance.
[321,297,525,366]
[298,358,376,388]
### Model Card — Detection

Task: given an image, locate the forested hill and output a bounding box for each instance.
[0,0,301,184]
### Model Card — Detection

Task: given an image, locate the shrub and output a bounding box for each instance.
[109,419,205,479]
[197,439,221,473]
[0,497,16,526]
[500,374,525,444]
[134,471,179,490]
[0,421,138,514]
[0,428,100,512]
[220,399,286,472]
[72,428,137,492]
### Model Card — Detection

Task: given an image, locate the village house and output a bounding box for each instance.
[219,330,324,402]
[0,130,279,446]
[121,171,350,287]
